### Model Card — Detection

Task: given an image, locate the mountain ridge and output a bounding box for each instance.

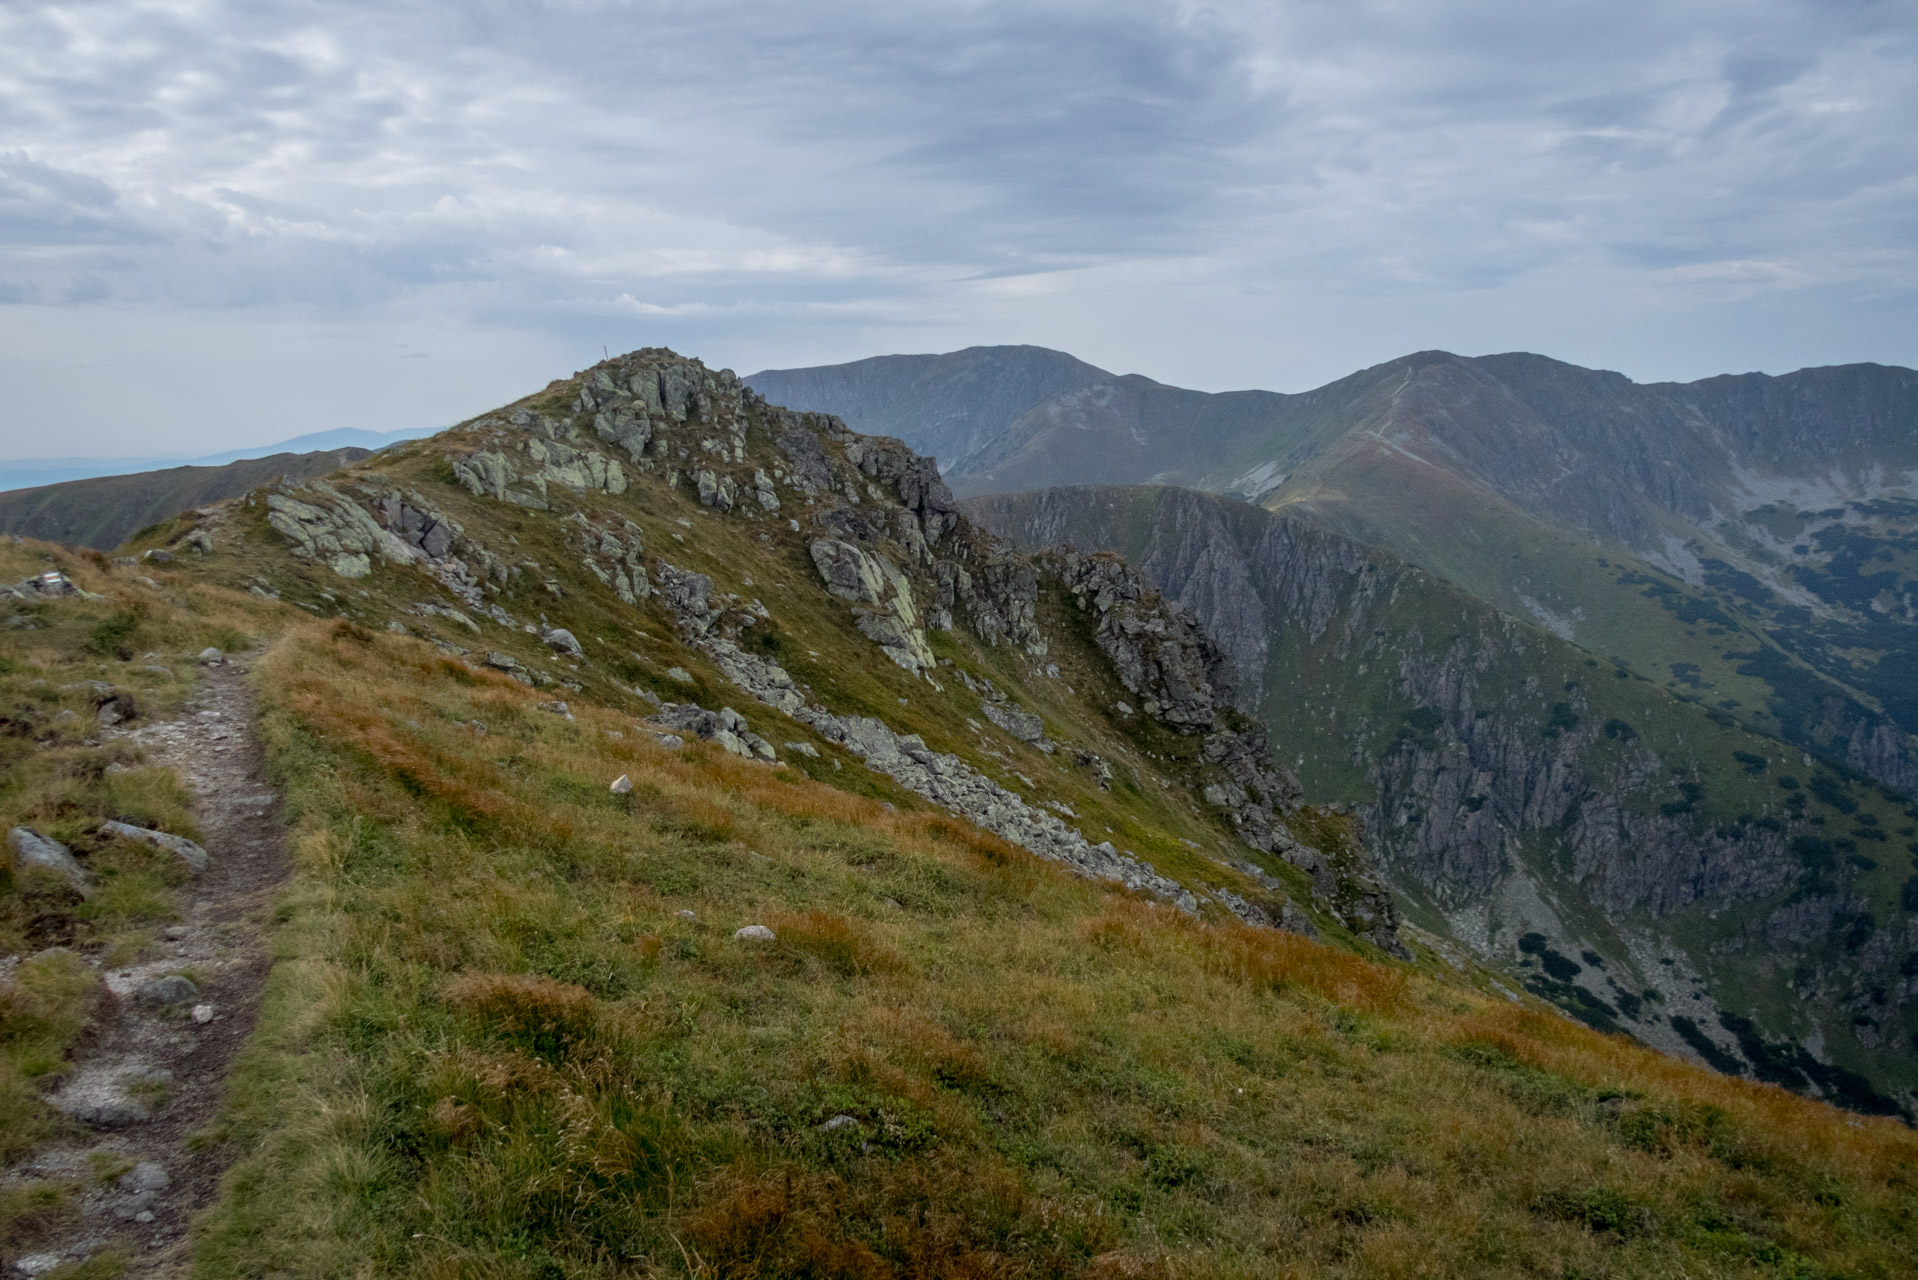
[753,345,1918,801]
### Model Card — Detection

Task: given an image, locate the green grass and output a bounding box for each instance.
[184,617,1918,1278]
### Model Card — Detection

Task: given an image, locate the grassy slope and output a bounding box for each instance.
[1267,448,1832,742]
[198,617,1918,1279]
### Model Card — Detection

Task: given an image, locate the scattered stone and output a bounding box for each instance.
[733,924,776,942]
[198,647,224,665]
[666,666,694,684]
[981,702,1045,743]
[7,827,90,894]
[14,1252,65,1276]
[48,1060,173,1125]
[784,742,819,758]
[645,703,776,760]
[817,1114,859,1132]
[99,820,209,873]
[657,734,685,748]
[191,1004,214,1025]
[144,549,174,564]
[677,909,697,920]
[537,700,574,720]
[163,926,189,941]
[541,626,584,657]
[610,774,633,794]
[136,975,199,1006]
[119,1162,170,1193]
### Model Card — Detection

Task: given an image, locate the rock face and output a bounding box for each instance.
[1054,550,1403,955]
[970,481,1918,1114]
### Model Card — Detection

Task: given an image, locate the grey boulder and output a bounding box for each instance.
[99,821,208,873]
[7,827,90,895]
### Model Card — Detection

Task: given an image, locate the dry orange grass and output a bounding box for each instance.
[186,598,1918,1280]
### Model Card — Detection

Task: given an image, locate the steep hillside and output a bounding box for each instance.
[745,346,1112,467]
[969,484,1918,1116]
[759,346,1918,800]
[0,447,375,550]
[4,353,1917,1276]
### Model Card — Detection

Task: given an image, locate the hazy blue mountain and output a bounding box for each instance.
[0,425,439,494]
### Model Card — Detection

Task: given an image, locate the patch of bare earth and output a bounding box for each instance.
[4,653,288,1278]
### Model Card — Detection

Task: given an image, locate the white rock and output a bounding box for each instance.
[677,909,697,920]
[15,1251,65,1276]
[733,924,776,942]
[817,1114,859,1132]
[191,1004,214,1024]
[199,647,224,665]
[610,774,633,794]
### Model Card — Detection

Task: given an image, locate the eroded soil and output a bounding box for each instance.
[5,653,287,1277]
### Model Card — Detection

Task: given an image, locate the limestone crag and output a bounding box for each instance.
[565,513,652,605]
[264,484,415,579]
[1054,548,1404,955]
[809,538,937,674]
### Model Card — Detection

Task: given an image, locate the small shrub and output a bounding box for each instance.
[443,972,598,1062]
[85,603,148,660]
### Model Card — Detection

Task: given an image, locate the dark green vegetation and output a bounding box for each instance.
[967,484,1918,1115]
[0,448,373,550]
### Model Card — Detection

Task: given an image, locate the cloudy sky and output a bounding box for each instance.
[2,0,1914,458]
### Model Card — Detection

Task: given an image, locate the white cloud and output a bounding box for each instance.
[0,0,1912,457]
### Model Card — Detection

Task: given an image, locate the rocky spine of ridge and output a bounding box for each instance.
[246,348,1404,952]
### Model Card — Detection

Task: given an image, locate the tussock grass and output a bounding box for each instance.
[186,617,1918,1279]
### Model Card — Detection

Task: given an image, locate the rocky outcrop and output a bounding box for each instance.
[650,557,1199,909]
[809,539,936,674]
[265,484,415,578]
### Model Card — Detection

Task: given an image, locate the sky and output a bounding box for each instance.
[1,0,1914,459]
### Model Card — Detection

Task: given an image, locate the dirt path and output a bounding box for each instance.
[7,652,288,1278]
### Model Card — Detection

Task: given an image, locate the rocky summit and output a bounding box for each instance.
[1,346,1915,1278]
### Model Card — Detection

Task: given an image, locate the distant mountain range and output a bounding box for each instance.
[0,425,440,495]
[748,347,1918,797]
[0,448,390,550]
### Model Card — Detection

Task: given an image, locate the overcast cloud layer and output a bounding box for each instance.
[2,0,1914,458]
